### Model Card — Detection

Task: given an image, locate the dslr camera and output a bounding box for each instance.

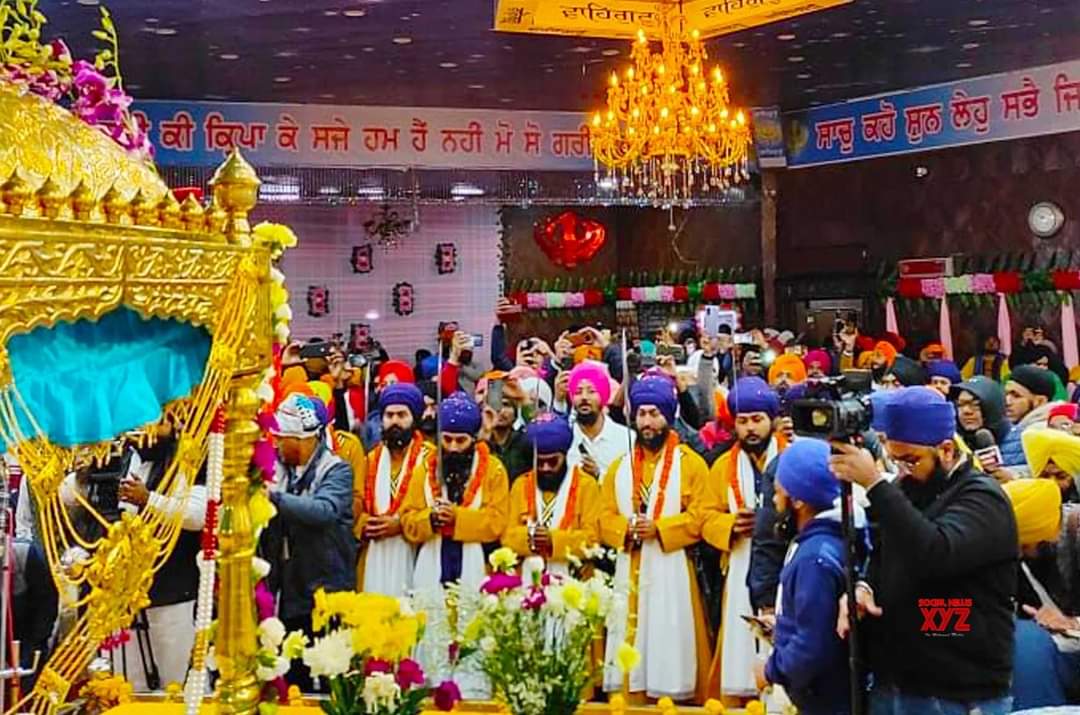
[790,370,874,441]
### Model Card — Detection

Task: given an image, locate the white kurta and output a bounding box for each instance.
[361,446,418,597]
[603,449,696,700]
[720,440,779,699]
[411,453,490,699]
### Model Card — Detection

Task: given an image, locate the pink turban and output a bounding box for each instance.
[568,360,613,407]
[803,349,832,375]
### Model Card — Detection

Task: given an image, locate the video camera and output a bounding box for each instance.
[84,445,135,523]
[790,370,874,441]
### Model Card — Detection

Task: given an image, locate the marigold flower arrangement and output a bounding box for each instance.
[276,589,461,715]
[463,547,631,715]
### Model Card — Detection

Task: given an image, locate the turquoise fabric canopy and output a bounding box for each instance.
[6,307,211,447]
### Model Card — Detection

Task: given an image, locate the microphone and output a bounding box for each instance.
[972,428,1002,470]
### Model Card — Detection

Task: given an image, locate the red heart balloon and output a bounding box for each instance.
[533,210,607,269]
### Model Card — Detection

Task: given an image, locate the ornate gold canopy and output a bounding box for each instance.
[0,83,272,715]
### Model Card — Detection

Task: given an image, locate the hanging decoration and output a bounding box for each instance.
[349,323,372,352]
[1062,295,1079,368]
[590,4,751,204]
[364,203,412,250]
[884,297,899,335]
[533,210,608,269]
[351,243,374,273]
[890,269,1080,299]
[393,282,415,316]
[435,242,458,275]
[938,298,954,360]
[508,280,756,312]
[307,285,330,317]
[997,292,1013,356]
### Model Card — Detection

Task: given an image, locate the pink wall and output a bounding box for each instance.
[256,204,502,361]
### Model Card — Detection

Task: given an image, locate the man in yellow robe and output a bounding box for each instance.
[703,376,787,706]
[400,391,509,698]
[599,375,713,704]
[503,413,601,577]
[355,383,429,595]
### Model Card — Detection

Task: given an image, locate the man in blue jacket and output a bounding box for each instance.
[263,392,356,691]
[753,438,852,715]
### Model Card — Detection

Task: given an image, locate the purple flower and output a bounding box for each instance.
[395,658,424,690]
[254,581,275,622]
[522,586,546,611]
[365,659,392,676]
[257,412,280,432]
[433,680,462,711]
[480,572,522,595]
[447,642,460,665]
[252,438,277,481]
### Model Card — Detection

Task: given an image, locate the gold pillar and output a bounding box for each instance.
[215,377,262,715]
[211,148,266,715]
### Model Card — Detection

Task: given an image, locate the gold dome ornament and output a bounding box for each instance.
[0,83,167,202]
[210,148,262,246]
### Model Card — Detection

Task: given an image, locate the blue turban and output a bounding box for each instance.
[926,359,962,385]
[777,438,841,511]
[379,382,424,421]
[439,391,481,435]
[728,377,780,418]
[630,375,678,425]
[418,355,440,381]
[868,390,896,434]
[883,386,957,447]
[526,413,574,455]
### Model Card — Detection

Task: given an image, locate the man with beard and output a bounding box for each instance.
[564,360,634,482]
[703,376,787,704]
[767,354,807,394]
[418,381,439,442]
[830,387,1018,715]
[402,391,509,698]
[503,413,601,577]
[1022,428,1080,504]
[870,340,898,387]
[599,375,712,703]
[359,360,416,450]
[962,333,1011,382]
[263,393,356,691]
[752,439,853,715]
[355,383,430,596]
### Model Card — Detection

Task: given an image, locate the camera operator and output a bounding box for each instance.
[829,387,1018,715]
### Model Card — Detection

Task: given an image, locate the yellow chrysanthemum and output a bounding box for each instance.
[253,222,299,249]
[562,582,584,610]
[615,642,640,673]
[488,546,518,572]
[249,490,277,535]
[609,694,626,714]
[745,701,765,715]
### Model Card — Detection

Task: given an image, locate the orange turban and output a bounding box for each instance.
[573,344,603,365]
[768,353,808,386]
[874,341,898,368]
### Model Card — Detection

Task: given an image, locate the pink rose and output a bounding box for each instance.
[718,284,737,300]
[522,586,546,611]
[921,277,945,299]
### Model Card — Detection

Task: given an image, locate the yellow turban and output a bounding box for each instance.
[1002,478,1062,546]
[1022,428,1080,478]
[308,380,333,407]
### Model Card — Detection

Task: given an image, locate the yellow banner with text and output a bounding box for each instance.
[494,0,853,39]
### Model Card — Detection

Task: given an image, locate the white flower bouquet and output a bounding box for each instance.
[463,547,630,715]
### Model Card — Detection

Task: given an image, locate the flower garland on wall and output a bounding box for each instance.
[885,267,1080,309]
[507,277,757,313]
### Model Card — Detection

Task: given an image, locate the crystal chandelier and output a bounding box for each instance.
[590,4,752,205]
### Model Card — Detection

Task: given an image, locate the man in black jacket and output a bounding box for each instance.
[830,386,1018,715]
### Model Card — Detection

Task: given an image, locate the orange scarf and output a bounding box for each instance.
[426,441,490,536]
[632,431,679,520]
[365,434,423,516]
[725,433,788,510]
[523,467,583,530]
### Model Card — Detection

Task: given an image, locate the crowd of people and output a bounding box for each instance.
[10,306,1080,713]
